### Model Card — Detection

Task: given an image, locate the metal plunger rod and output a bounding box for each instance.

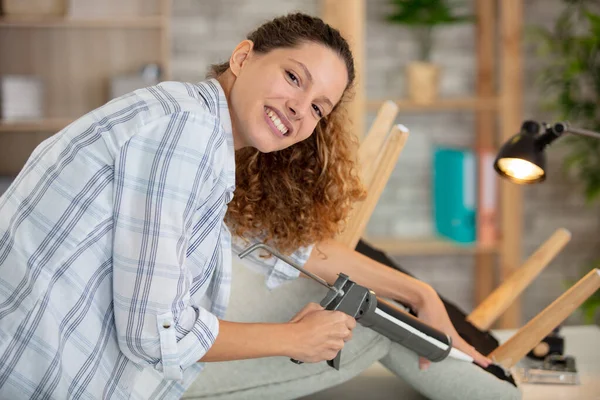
[238,243,342,295]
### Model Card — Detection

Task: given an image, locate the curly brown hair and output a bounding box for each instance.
[209,13,366,255]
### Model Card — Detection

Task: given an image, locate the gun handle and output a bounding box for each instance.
[290,351,341,370]
[327,351,341,370]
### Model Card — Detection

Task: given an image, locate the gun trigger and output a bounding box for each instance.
[327,351,341,370]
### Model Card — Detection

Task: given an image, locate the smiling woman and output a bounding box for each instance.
[209,13,365,256]
[0,12,365,400]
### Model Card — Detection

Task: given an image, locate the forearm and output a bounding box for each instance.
[304,239,432,310]
[199,320,293,362]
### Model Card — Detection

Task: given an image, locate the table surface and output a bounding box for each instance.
[494,325,600,400]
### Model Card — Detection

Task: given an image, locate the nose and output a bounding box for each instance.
[286,98,309,120]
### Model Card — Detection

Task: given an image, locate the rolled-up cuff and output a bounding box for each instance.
[153,308,219,381]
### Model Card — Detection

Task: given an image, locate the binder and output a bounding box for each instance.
[432,147,476,243]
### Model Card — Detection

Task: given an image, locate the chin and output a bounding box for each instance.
[249,129,285,153]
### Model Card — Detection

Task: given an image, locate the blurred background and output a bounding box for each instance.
[0,0,599,329]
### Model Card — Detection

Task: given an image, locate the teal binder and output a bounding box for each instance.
[432,147,476,243]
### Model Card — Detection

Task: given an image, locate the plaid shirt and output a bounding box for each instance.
[0,79,312,400]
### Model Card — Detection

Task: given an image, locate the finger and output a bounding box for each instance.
[289,303,324,323]
[345,315,357,330]
[418,357,430,371]
[455,339,491,368]
[471,351,492,368]
[344,330,353,342]
[331,310,349,322]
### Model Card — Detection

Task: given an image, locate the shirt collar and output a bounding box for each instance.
[196,78,236,193]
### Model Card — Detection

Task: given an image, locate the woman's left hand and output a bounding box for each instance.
[415,286,492,371]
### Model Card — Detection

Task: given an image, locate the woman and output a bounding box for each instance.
[0,13,490,400]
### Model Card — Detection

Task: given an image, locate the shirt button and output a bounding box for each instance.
[162,322,171,329]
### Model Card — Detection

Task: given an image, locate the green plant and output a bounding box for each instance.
[531,0,600,324]
[386,0,473,62]
[530,0,600,202]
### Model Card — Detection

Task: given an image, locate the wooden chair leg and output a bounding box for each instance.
[467,228,571,330]
[336,125,409,249]
[488,268,600,369]
[359,100,398,188]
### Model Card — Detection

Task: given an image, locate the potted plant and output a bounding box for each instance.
[531,0,600,324]
[386,0,473,104]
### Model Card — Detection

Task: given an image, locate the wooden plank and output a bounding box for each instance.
[366,97,498,113]
[474,0,498,307]
[468,228,571,330]
[321,0,366,139]
[498,0,524,329]
[363,236,498,255]
[359,100,398,188]
[336,125,409,249]
[489,269,600,369]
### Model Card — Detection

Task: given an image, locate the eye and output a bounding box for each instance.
[312,104,323,118]
[286,70,300,86]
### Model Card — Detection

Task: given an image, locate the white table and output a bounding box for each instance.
[304,325,600,400]
[494,325,600,400]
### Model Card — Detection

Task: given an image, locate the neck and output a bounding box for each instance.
[216,71,245,151]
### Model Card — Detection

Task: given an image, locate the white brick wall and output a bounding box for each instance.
[171,0,600,326]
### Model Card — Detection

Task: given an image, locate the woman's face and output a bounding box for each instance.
[227,40,349,152]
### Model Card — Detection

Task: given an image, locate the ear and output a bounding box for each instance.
[229,40,254,77]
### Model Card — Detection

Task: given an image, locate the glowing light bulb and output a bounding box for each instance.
[497,158,544,182]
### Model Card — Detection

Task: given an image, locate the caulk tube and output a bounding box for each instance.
[358,296,452,362]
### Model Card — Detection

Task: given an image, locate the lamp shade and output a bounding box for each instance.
[494,130,546,184]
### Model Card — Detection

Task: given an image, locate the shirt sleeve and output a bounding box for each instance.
[112,111,226,381]
[231,237,315,289]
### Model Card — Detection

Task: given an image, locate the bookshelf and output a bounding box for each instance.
[0,16,165,28]
[323,0,524,328]
[364,236,499,256]
[366,97,500,113]
[0,0,171,175]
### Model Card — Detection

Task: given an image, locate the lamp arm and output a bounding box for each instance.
[553,122,600,141]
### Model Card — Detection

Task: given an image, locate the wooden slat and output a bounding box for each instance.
[336,125,409,249]
[489,268,600,369]
[366,97,499,113]
[359,100,398,187]
[474,0,498,308]
[363,237,498,256]
[467,228,571,330]
[321,0,366,139]
[498,0,524,329]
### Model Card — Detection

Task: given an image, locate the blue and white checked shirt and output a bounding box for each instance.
[0,79,312,400]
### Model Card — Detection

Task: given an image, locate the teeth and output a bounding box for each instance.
[265,107,288,135]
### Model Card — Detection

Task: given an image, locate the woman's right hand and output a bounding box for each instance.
[286,302,356,363]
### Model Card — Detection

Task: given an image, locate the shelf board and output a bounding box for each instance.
[366,97,499,113]
[363,236,498,256]
[0,16,165,29]
[0,119,72,133]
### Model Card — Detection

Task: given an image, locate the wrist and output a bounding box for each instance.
[276,323,300,358]
[411,281,436,311]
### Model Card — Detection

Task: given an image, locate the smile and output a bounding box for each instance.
[264,107,290,137]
